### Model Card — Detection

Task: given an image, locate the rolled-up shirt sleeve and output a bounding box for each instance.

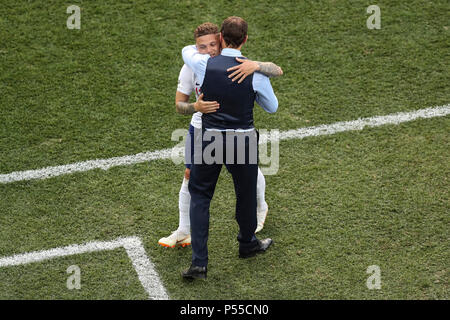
[253,73,278,113]
[181,45,209,86]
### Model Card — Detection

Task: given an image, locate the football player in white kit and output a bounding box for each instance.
[158,22,283,248]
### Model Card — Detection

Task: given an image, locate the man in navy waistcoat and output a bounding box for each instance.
[181,16,278,280]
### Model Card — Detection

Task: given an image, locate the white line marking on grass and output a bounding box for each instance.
[276,104,450,142]
[0,236,169,300]
[1,104,449,184]
[0,148,176,184]
[123,237,169,300]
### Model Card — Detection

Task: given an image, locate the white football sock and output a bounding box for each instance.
[177,177,191,235]
[256,167,268,213]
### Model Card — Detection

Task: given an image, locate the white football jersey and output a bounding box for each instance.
[177,64,202,129]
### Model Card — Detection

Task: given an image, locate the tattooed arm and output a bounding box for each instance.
[255,61,283,78]
[176,91,219,115]
[175,91,195,115]
[227,58,283,83]
[176,101,196,115]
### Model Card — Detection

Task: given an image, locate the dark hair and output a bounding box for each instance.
[220,16,247,48]
[194,22,219,40]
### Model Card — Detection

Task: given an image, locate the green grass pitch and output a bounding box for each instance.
[0,0,448,299]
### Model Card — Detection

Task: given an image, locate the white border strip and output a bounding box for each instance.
[0,236,169,300]
[1,104,449,184]
[278,104,450,141]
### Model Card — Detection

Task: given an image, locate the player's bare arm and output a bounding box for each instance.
[227,57,283,83]
[176,92,220,115]
[255,61,283,77]
[175,91,196,115]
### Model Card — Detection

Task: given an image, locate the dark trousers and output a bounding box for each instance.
[188,128,259,267]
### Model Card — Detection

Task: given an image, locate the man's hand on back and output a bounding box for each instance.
[194,94,220,113]
[227,58,259,84]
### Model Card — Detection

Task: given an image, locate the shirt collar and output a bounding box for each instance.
[221,48,242,57]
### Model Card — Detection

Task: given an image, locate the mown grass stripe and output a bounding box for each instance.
[1,104,449,184]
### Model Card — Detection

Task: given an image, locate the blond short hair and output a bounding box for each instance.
[194,22,219,40]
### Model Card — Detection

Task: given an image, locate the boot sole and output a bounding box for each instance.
[158,241,191,248]
[181,272,207,280]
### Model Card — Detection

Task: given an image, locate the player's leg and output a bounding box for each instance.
[177,168,191,235]
[158,126,196,248]
[158,168,192,248]
[256,167,269,233]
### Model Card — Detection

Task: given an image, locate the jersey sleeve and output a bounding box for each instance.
[177,64,195,96]
[182,45,209,86]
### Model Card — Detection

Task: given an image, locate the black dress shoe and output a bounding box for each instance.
[181,264,207,280]
[239,238,273,259]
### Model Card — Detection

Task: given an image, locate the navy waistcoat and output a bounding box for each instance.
[200,55,256,130]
